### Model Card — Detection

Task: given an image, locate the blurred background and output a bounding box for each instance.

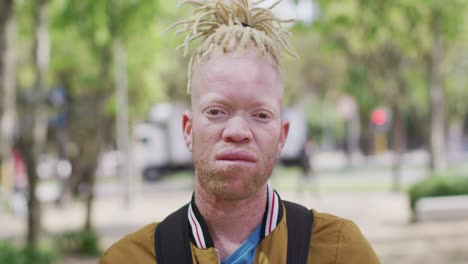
[1,0,468,263]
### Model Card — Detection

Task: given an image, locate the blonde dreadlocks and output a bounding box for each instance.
[166,0,296,93]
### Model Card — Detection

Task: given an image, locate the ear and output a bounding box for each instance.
[277,119,289,158]
[182,110,193,152]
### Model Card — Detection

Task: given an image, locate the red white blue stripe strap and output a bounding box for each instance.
[188,202,207,249]
[263,183,280,237]
[187,183,283,249]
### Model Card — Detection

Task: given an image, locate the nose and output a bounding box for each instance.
[222,115,252,143]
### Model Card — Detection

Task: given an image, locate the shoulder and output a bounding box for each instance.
[312,210,354,236]
[99,223,159,264]
[310,210,380,263]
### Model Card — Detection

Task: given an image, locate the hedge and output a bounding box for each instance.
[0,241,57,264]
[408,174,468,211]
[57,229,101,256]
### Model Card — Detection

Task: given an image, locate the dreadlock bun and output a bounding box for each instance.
[166,0,296,93]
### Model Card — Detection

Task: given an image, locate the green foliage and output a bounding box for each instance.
[0,241,57,264]
[313,0,468,163]
[57,229,101,256]
[47,0,171,119]
[344,63,376,116]
[305,97,345,143]
[408,174,468,211]
[8,0,468,175]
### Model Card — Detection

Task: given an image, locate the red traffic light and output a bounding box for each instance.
[371,109,387,126]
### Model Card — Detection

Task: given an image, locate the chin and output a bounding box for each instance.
[195,160,273,200]
[224,177,266,200]
[214,188,258,201]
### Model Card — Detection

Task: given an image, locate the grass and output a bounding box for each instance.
[56,229,102,257]
[0,228,102,264]
[0,240,59,264]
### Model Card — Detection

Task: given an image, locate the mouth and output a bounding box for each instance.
[216,150,257,163]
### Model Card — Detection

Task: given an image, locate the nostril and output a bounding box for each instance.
[223,128,252,143]
[224,133,251,143]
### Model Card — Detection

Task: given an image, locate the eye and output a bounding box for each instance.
[205,107,226,118]
[253,111,272,122]
[209,109,220,115]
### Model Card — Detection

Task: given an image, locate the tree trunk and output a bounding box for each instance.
[82,42,112,231]
[390,68,408,192]
[391,103,405,192]
[33,0,50,154]
[82,94,106,231]
[83,161,96,231]
[359,113,372,156]
[17,139,40,249]
[114,39,132,207]
[0,0,16,192]
[447,117,463,157]
[427,20,446,174]
[24,0,50,250]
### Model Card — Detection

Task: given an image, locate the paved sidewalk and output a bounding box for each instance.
[1,187,468,263]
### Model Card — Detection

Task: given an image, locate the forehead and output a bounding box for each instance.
[191,52,283,105]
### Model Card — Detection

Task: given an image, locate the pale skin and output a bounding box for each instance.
[182,50,289,260]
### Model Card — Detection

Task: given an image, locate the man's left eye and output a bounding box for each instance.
[254,112,271,121]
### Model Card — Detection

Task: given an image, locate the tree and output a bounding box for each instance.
[314,0,417,190]
[314,0,468,186]
[52,0,162,231]
[422,1,467,172]
[14,0,51,251]
[0,0,17,196]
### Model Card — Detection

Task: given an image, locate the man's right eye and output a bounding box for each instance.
[208,109,220,115]
[205,107,225,117]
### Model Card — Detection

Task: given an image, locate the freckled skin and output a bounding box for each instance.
[183,52,289,201]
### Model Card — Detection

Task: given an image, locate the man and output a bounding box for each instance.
[100,0,380,263]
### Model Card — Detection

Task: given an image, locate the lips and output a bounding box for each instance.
[216,150,257,163]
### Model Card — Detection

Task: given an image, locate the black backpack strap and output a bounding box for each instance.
[154,203,193,264]
[284,201,314,264]
[154,201,313,264]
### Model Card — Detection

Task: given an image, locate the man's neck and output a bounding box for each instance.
[194,182,267,260]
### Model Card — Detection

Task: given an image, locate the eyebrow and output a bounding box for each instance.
[198,93,280,115]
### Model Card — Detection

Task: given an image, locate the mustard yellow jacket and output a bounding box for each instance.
[100,207,380,263]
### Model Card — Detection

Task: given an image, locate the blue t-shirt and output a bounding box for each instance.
[221,224,262,264]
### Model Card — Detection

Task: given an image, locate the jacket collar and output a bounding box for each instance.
[187,182,284,249]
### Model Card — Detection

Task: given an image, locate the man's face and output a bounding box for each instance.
[183,52,289,200]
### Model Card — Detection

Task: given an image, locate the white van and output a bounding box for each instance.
[280,106,311,172]
[133,102,193,181]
